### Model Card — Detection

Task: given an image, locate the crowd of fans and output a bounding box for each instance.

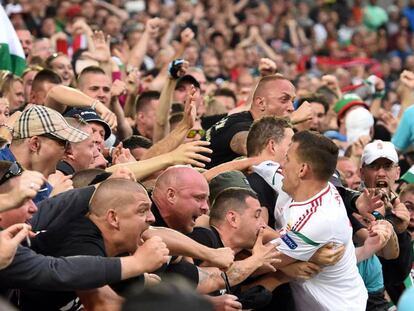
[1,0,414,310]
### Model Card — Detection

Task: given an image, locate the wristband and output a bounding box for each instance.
[373,90,386,99]
[168,59,185,79]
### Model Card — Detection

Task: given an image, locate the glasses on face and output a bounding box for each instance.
[187,129,206,139]
[365,162,396,171]
[41,133,69,150]
[0,161,23,186]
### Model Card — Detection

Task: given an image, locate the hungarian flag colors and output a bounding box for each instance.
[0,5,26,76]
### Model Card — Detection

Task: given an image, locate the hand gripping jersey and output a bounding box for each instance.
[274,183,368,311]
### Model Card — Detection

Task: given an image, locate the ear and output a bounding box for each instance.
[106,209,119,229]
[395,166,401,181]
[137,111,145,123]
[254,96,266,112]
[267,139,276,154]
[225,211,239,229]
[28,136,41,153]
[298,162,309,178]
[166,187,176,204]
[29,91,35,104]
[63,144,75,161]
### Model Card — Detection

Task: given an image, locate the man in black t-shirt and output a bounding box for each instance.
[188,188,286,310]
[205,75,296,168]
[20,179,169,311]
[151,166,241,308]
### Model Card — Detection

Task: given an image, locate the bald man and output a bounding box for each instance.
[151,166,233,295]
[205,75,296,168]
[20,179,169,311]
[152,166,210,234]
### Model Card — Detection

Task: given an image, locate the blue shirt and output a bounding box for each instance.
[0,146,53,204]
[392,105,414,151]
[357,255,384,293]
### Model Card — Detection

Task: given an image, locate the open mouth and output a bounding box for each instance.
[376,181,388,188]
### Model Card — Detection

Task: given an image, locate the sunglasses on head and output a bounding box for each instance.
[187,129,206,139]
[0,161,23,186]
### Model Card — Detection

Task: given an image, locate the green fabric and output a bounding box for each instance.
[0,43,26,76]
[401,167,414,184]
[364,5,388,31]
[291,230,320,246]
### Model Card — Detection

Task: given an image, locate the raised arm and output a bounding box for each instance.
[106,140,212,180]
[142,87,197,160]
[45,85,117,129]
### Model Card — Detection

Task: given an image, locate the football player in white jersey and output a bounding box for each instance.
[274,130,367,311]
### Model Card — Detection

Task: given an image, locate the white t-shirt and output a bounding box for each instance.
[275,183,367,311]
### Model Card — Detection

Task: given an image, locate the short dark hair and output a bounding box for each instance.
[253,74,291,99]
[32,69,62,92]
[292,131,338,181]
[78,66,106,81]
[210,188,257,225]
[297,94,329,114]
[247,117,292,157]
[135,91,160,113]
[214,88,237,107]
[123,135,153,150]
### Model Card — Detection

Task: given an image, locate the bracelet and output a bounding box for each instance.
[91,100,99,110]
[0,124,14,134]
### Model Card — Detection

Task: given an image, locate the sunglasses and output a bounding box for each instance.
[0,161,23,186]
[41,133,69,150]
[365,162,396,171]
[187,129,206,139]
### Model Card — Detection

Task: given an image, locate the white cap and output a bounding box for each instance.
[361,140,398,166]
[5,4,23,16]
[345,107,374,144]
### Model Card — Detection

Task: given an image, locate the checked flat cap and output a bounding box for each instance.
[13,105,89,143]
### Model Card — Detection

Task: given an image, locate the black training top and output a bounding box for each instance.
[151,202,200,286]
[205,111,254,169]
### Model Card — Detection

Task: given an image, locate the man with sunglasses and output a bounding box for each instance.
[360,140,413,303]
[0,105,89,203]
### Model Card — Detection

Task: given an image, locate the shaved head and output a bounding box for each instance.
[153,166,206,194]
[152,166,209,233]
[90,178,148,216]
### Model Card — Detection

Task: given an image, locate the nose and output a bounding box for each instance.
[28,200,38,214]
[146,210,155,224]
[200,200,209,214]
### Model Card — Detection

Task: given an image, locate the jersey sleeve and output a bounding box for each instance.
[392,107,414,151]
[277,214,333,261]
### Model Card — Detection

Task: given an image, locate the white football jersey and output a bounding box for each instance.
[275,183,368,311]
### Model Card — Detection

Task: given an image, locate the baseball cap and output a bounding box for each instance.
[345,107,374,144]
[13,106,89,143]
[175,75,201,90]
[64,108,112,140]
[334,93,368,121]
[361,140,398,166]
[209,171,256,205]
